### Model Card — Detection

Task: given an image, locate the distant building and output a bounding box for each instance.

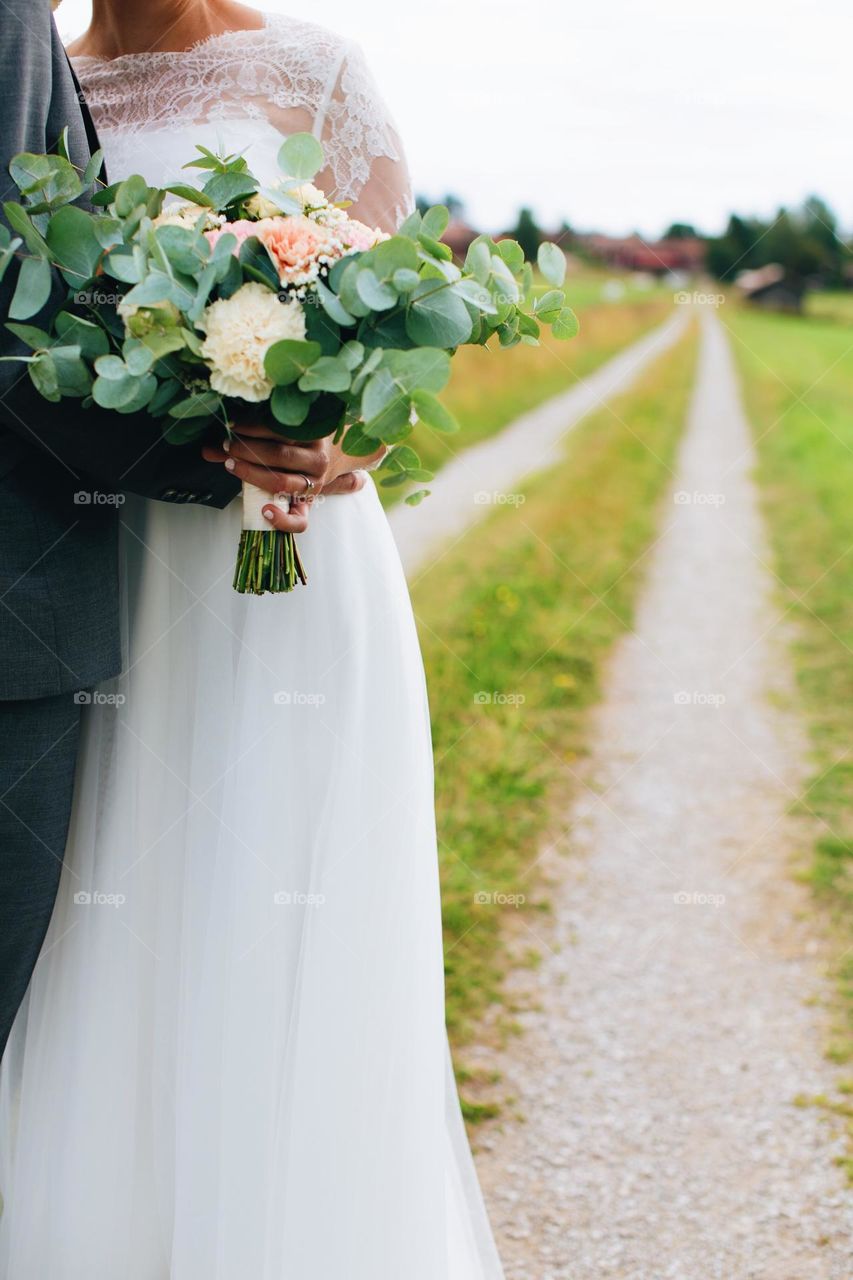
[443,219,481,262]
[572,233,706,275]
[735,264,805,313]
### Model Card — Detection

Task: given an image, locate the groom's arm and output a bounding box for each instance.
[0,0,238,508]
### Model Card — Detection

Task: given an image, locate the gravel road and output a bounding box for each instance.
[471,308,853,1279]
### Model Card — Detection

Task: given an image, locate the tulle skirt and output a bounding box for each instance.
[0,483,503,1280]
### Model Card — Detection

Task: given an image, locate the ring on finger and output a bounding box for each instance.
[301,474,316,497]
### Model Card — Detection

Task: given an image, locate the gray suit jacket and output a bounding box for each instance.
[0,0,239,701]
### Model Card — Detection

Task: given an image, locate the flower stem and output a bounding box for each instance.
[232,530,307,594]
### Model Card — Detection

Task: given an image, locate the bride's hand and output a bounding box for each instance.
[202,427,386,529]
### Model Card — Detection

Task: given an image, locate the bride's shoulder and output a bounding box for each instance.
[258,12,354,65]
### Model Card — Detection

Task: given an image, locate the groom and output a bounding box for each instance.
[0,0,367,1057]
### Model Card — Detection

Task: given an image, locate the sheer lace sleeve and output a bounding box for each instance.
[314,41,414,235]
[73,16,414,233]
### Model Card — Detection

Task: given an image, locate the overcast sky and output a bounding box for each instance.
[56,0,851,237]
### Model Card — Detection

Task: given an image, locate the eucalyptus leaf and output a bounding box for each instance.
[203,171,259,210]
[169,391,224,419]
[3,203,50,257]
[123,339,156,375]
[6,322,52,350]
[114,175,150,218]
[163,183,216,208]
[271,384,313,427]
[537,240,567,287]
[362,393,411,441]
[93,368,144,409]
[384,347,451,394]
[238,236,279,290]
[29,351,60,401]
[405,488,431,506]
[297,354,352,394]
[356,267,397,311]
[51,344,93,398]
[45,205,104,281]
[410,388,459,433]
[392,268,420,293]
[82,149,106,191]
[552,307,580,340]
[533,288,565,320]
[314,278,356,327]
[406,281,472,348]
[277,132,324,182]
[55,311,110,359]
[496,239,525,273]
[264,338,322,386]
[9,255,52,320]
[420,206,450,240]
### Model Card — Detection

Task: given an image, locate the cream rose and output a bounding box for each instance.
[152,203,217,232]
[198,282,306,402]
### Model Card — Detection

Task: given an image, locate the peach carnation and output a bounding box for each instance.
[254,215,339,286]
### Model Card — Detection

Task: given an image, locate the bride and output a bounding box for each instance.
[0,3,505,1277]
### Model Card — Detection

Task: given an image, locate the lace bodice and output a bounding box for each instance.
[73,13,413,229]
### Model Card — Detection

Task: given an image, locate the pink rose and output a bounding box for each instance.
[204,221,260,254]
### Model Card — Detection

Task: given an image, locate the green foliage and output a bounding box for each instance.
[1,131,579,490]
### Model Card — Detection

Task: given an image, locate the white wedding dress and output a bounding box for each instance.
[0,16,505,1280]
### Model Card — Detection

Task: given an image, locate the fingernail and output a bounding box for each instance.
[262,507,275,522]
[222,439,231,452]
[225,459,235,471]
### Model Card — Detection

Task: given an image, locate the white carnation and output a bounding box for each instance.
[198,282,306,402]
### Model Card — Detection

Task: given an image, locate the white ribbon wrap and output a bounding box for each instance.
[241,481,291,532]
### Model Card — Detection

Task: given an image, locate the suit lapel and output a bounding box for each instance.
[65,55,108,183]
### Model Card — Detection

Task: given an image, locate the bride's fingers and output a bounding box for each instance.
[204,438,330,481]
[216,457,320,497]
[261,496,310,533]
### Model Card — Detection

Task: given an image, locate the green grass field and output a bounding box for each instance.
[380,272,673,506]
[411,323,697,1113]
[806,290,853,327]
[727,303,853,1089]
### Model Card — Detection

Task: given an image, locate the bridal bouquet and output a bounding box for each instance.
[0,131,578,593]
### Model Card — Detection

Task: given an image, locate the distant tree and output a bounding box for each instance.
[443,193,466,219]
[664,222,698,240]
[705,196,850,285]
[508,207,542,261]
[415,194,432,216]
[554,219,574,248]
